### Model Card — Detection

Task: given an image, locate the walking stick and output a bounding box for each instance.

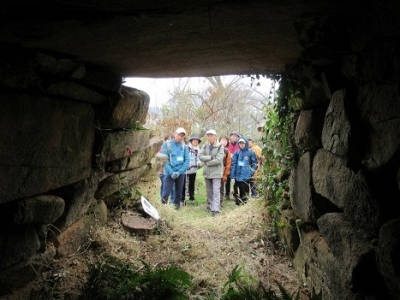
[233,179,252,205]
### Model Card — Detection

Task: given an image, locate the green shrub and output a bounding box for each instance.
[219,264,319,300]
[80,256,192,300]
[80,258,319,300]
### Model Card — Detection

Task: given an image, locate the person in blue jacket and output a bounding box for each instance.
[161,127,190,210]
[229,137,258,205]
[157,133,176,204]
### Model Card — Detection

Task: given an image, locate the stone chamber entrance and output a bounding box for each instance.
[0,1,399,299]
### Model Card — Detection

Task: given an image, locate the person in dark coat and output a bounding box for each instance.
[229,137,258,205]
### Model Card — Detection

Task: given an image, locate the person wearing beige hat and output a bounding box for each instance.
[199,129,225,217]
[182,133,202,203]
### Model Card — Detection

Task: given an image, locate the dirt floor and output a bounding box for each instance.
[1,168,309,299]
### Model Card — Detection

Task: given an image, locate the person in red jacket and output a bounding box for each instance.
[227,130,240,154]
[224,130,240,200]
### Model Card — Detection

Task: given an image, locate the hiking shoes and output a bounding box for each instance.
[161,198,168,204]
[212,211,220,217]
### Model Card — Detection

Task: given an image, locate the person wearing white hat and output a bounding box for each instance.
[157,133,176,204]
[199,129,225,217]
[230,137,258,205]
[160,127,190,210]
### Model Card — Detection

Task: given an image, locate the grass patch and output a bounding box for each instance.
[180,168,238,219]
[25,166,309,300]
[89,166,307,298]
[79,257,316,300]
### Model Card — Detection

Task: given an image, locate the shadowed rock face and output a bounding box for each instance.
[0,0,346,77]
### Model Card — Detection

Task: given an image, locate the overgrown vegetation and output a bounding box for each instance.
[254,10,348,255]
[80,256,192,300]
[221,265,307,300]
[258,78,288,221]
[79,257,317,300]
[257,73,303,245]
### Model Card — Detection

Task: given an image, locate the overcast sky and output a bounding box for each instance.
[123,76,274,108]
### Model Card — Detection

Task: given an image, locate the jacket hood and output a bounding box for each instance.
[238,137,249,150]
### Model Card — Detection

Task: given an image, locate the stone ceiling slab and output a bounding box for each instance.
[0,1,348,77]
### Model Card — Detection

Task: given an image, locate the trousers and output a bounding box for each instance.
[205,178,221,212]
[161,173,185,206]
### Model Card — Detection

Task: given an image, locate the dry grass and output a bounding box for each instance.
[2,168,307,300]
[91,169,307,299]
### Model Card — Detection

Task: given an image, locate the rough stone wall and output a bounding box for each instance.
[0,49,162,295]
[284,18,400,299]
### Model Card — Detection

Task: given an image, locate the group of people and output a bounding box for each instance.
[155,127,262,217]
